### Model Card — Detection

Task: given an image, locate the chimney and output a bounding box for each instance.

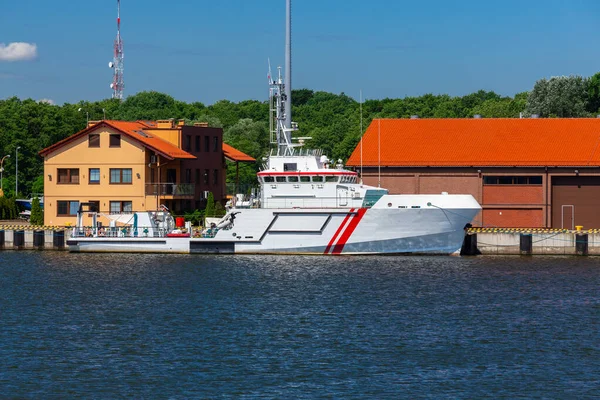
[88,120,101,128]
[177,119,185,127]
[193,122,209,127]
[156,119,175,128]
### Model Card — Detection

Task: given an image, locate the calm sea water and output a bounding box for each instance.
[0,252,599,399]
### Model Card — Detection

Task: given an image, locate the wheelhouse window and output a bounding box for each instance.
[484,176,543,185]
[287,176,299,182]
[89,168,100,184]
[325,176,338,183]
[284,163,297,171]
[88,134,100,148]
[109,134,121,147]
[263,176,275,183]
[57,168,79,184]
[57,200,79,216]
[276,176,287,183]
[110,168,132,184]
[110,201,132,213]
[311,176,324,183]
[300,176,310,183]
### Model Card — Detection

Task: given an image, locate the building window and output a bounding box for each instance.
[213,136,218,152]
[57,200,79,216]
[89,168,100,184]
[88,134,100,148]
[195,136,200,152]
[185,169,192,184]
[185,135,191,152]
[204,169,209,185]
[57,168,79,184]
[204,136,210,152]
[109,134,121,147]
[213,169,219,185]
[483,176,543,185]
[110,168,132,184]
[110,201,132,213]
[195,169,200,184]
[88,200,100,213]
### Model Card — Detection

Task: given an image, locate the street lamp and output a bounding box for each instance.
[78,108,89,126]
[0,154,10,191]
[15,146,20,197]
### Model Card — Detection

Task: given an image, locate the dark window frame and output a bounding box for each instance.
[109,168,133,184]
[109,134,121,147]
[195,136,200,152]
[204,136,210,153]
[213,136,219,152]
[109,200,133,213]
[213,169,219,185]
[89,168,100,184]
[57,200,79,216]
[204,169,209,185]
[88,134,100,148]
[483,175,543,185]
[57,168,80,184]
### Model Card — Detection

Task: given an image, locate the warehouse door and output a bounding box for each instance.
[552,176,600,229]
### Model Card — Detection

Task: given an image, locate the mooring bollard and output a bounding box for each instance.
[460,233,480,255]
[53,230,65,249]
[13,230,25,249]
[33,230,45,249]
[520,233,532,255]
[576,233,589,256]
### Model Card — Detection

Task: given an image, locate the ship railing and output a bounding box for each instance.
[72,226,169,238]
[256,196,365,209]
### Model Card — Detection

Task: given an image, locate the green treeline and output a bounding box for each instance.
[1,73,600,198]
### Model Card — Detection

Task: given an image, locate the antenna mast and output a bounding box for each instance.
[268,0,297,157]
[109,0,124,100]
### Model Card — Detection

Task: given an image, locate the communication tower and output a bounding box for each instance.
[109,0,124,100]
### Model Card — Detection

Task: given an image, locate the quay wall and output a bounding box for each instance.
[0,226,70,250]
[464,228,599,256]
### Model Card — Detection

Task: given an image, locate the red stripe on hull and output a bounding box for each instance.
[324,209,354,254]
[331,208,367,255]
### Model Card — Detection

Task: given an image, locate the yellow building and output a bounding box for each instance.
[39,119,254,226]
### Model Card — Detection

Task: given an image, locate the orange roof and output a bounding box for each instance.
[40,120,195,160]
[347,118,600,167]
[223,143,255,162]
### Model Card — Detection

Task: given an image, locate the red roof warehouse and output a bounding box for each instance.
[347,118,600,228]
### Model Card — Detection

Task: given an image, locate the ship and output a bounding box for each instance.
[67,0,481,255]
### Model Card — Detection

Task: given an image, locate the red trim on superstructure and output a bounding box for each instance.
[324,209,354,254]
[331,208,367,255]
[258,171,358,176]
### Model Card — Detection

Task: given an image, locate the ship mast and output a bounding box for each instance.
[269,0,297,157]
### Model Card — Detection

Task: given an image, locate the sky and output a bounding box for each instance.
[2,0,600,105]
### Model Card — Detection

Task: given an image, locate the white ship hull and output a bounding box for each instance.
[67,194,480,255]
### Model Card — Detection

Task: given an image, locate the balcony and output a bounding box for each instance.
[145,183,195,198]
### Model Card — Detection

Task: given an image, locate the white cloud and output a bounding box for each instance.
[0,42,38,62]
[38,98,54,105]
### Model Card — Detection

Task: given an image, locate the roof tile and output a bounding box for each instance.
[347,118,600,167]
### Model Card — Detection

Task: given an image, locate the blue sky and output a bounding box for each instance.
[1,0,600,105]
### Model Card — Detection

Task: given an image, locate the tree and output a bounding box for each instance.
[204,192,215,219]
[586,72,600,114]
[526,76,589,117]
[30,197,43,225]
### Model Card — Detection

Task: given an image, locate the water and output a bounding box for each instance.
[1,252,599,398]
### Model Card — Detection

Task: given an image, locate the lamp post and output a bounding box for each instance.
[78,108,89,126]
[0,154,10,191]
[15,146,20,197]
